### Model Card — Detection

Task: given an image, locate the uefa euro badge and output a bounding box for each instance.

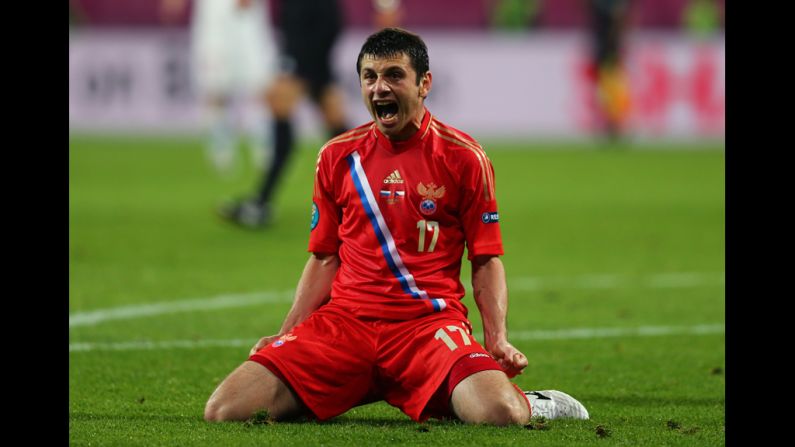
[481,211,499,224]
[417,182,446,216]
[310,202,319,230]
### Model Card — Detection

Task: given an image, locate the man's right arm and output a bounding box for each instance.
[249,252,339,355]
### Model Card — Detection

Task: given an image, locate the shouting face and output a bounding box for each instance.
[359,52,432,141]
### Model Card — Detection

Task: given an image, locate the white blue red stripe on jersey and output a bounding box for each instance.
[346,151,447,313]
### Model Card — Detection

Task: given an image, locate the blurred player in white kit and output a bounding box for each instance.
[161,0,278,175]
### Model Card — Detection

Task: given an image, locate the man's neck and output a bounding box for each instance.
[388,107,426,141]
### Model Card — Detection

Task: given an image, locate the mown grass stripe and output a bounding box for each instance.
[69,272,724,328]
[69,323,724,352]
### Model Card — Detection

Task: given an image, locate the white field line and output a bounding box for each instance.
[508,323,725,340]
[69,290,295,328]
[69,272,724,328]
[69,338,253,352]
[69,323,724,353]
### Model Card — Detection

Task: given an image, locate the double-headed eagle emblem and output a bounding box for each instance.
[417,182,446,200]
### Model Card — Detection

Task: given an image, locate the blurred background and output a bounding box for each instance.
[69,6,725,441]
[68,0,726,327]
[69,0,725,142]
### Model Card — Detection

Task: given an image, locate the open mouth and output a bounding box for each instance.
[374,101,399,122]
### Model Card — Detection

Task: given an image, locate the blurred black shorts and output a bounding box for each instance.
[280,0,344,102]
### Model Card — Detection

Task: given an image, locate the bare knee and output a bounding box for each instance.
[204,398,243,422]
[203,360,301,423]
[266,76,302,119]
[319,86,347,129]
[203,402,221,422]
[484,393,530,426]
[451,370,530,426]
[458,388,528,426]
[204,385,263,422]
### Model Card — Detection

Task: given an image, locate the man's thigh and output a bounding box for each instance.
[378,314,500,421]
[205,360,302,421]
[249,306,378,420]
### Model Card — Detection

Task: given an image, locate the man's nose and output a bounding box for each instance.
[374,77,391,95]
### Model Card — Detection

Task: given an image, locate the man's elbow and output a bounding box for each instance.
[471,255,500,268]
[312,252,340,268]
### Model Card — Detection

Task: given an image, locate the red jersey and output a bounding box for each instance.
[308,108,503,320]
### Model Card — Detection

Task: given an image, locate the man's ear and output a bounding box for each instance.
[420,71,432,99]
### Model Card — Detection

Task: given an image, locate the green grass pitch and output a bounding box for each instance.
[69,135,724,446]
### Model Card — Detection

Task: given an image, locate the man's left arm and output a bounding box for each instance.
[471,254,528,378]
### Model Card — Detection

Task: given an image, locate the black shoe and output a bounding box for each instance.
[217,199,272,229]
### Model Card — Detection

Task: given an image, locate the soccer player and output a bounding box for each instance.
[160,0,278,175]
[217,0,349,227]
[218,0,404,228]
[204,28,589,425]
[585,0,632,139]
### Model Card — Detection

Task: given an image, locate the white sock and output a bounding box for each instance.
[242,98,273,172]
[204,103,237,174]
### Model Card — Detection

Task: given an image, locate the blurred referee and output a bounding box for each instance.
[219,0,403,228]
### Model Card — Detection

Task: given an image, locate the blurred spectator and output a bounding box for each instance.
[160,0,279,176]
[584,0,632,139]
[373,0,404,29]
[218,0,404,229]
[489,0,540,31]
[69,0,722,31]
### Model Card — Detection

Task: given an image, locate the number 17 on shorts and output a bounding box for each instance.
[434,324,474,351]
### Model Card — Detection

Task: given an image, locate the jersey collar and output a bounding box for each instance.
[374,106,432,153]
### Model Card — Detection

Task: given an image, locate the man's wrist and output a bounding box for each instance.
[484,333,509,349]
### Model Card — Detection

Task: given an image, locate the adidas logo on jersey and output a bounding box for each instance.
[383,170,404,184]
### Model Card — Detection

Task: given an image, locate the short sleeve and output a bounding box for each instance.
[307,148,342,253]
[458,150,504,260]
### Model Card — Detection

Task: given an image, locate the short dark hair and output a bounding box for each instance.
[356,28,429,85]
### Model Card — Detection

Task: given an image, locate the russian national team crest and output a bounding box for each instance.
[271,333,297,348]
[417,182,446,215]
